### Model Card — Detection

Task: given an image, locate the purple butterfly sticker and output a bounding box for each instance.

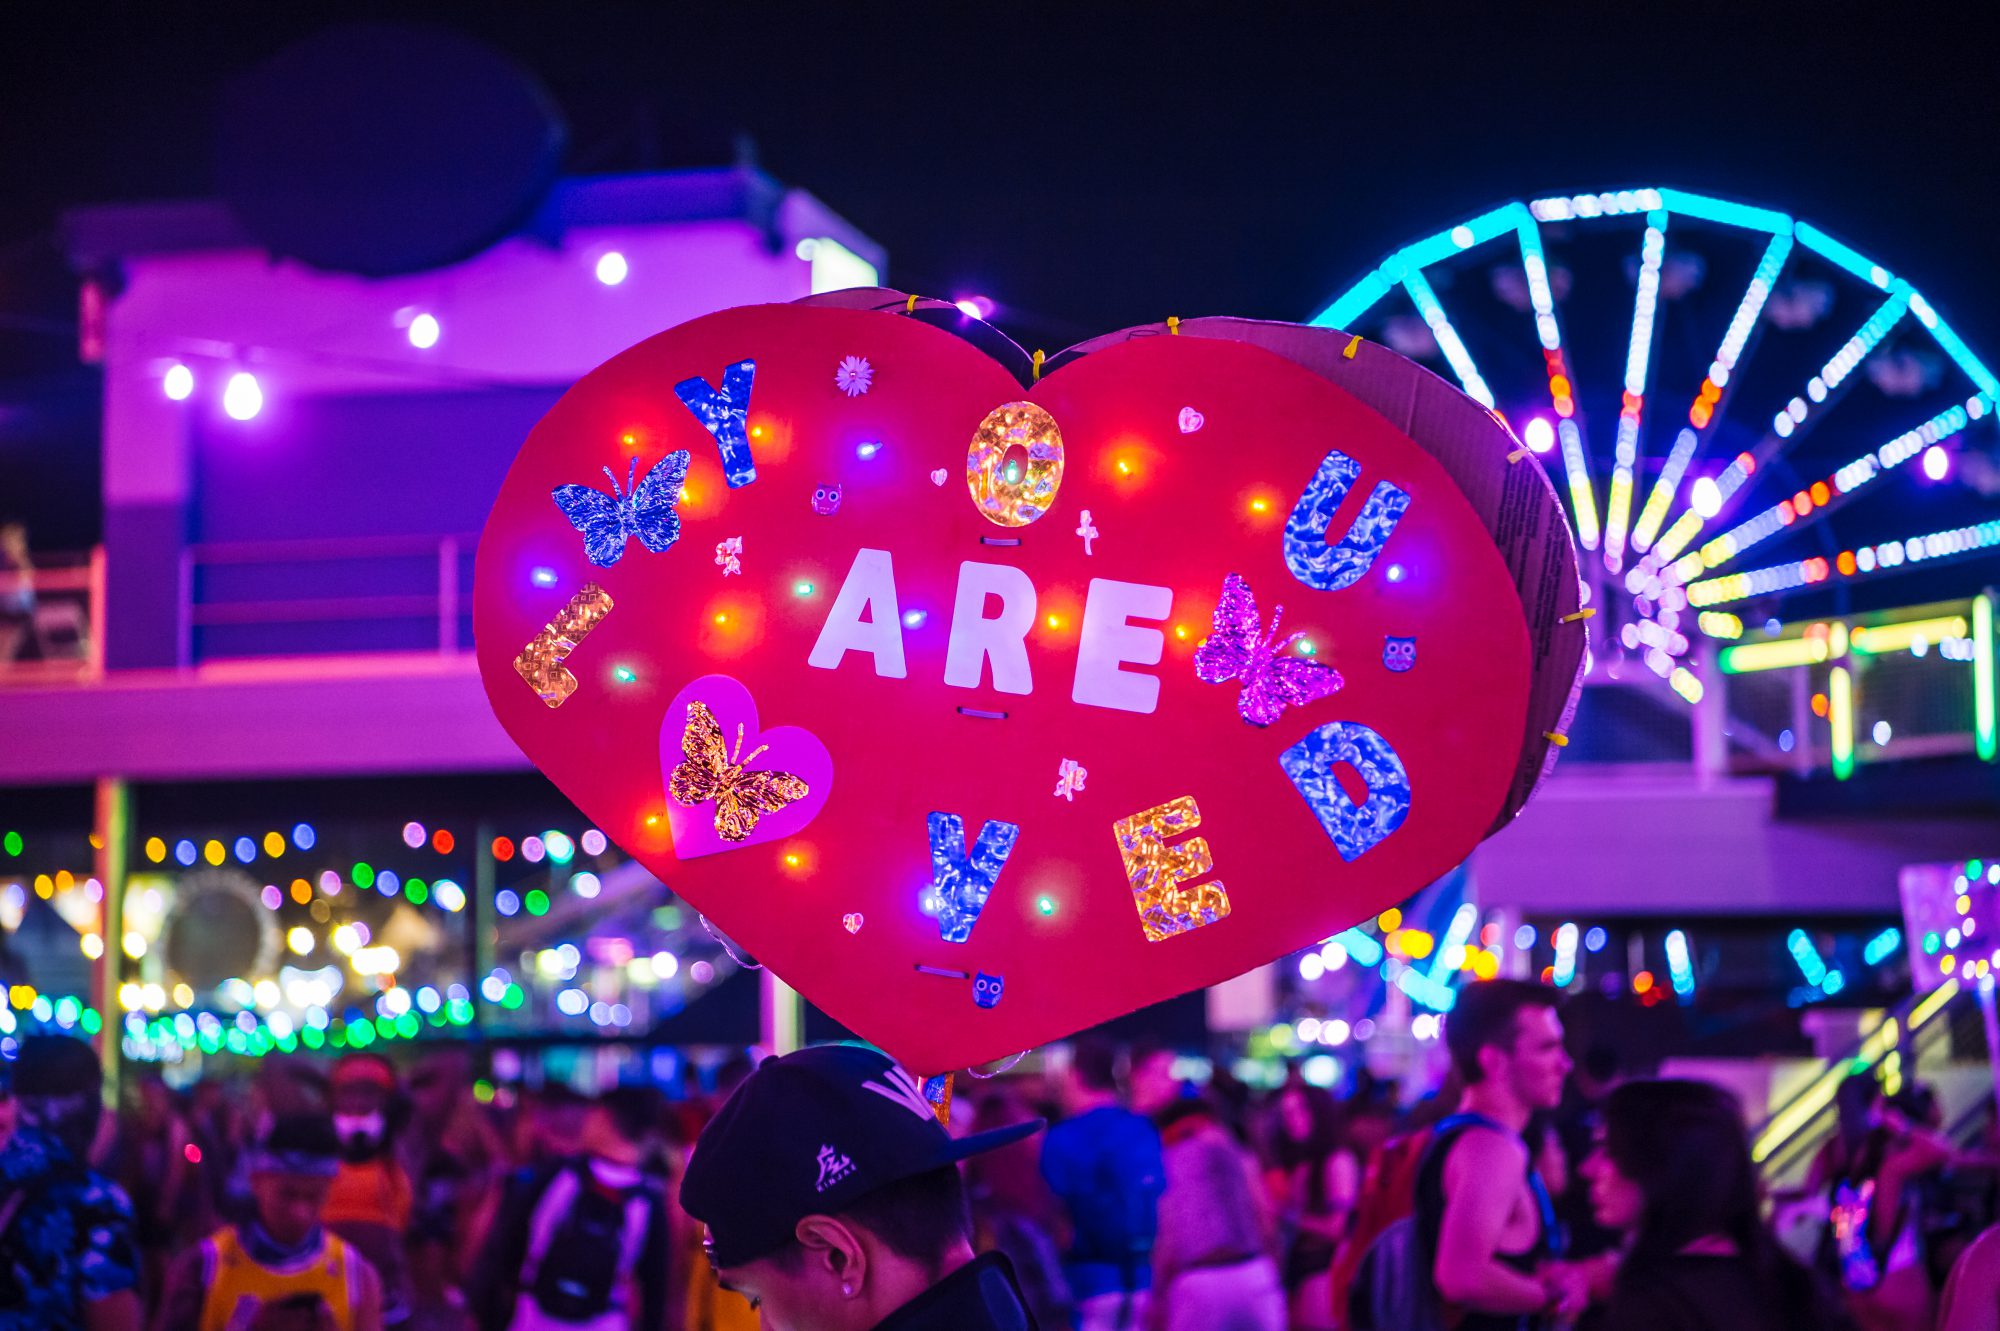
[1193,573,1344,727]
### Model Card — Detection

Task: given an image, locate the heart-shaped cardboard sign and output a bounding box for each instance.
[475,296,1582,1074]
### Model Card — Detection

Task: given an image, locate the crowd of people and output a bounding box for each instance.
[3,977,1998,1331]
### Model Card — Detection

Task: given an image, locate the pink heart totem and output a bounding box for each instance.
[474,297,1583,1074]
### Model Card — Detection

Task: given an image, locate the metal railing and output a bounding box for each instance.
[1753,979,1983,1187]
[0,548,104,682]
[181,533,477,663]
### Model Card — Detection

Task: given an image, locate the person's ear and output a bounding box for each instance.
[795,1215,868,1298]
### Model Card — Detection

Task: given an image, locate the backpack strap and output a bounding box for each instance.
[0,1187,29,1241]
[519,1164,585,1292]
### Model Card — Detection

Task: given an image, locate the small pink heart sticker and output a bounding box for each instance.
[843,913,864,934]
[1178,406,1205,433]
[929,468,948,486]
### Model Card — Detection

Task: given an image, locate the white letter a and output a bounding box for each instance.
[808,548,907,678]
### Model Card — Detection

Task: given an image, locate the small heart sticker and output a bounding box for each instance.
[843,913,864,934]
[929,468,948,486]
[1177,406,1205,433]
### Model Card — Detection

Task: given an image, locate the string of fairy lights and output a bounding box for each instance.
[0,818,735,1062]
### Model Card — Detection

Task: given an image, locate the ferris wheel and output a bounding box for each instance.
[1312,188,2000,702]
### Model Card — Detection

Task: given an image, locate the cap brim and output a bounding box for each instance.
[939,1116,1045,1165]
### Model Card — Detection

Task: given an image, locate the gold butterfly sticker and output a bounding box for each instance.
[668,701,811,842]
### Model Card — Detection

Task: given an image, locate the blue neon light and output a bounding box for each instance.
[1796,221,1893,288]
[1864,928,1903,967]
[1656,189,1793,235]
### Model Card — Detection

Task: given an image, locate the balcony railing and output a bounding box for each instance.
[0,549,103,682]
[183,533,477,663]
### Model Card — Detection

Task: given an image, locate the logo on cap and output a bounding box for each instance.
[815,1144,857,1193]
[862,1066,940,1123]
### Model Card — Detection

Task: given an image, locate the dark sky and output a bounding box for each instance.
[6,1,1997,338]
[2,1,1996,540]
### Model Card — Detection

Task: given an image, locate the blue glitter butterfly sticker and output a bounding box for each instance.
[551,451,692,568]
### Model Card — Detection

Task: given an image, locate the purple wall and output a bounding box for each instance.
[189,387,558,659]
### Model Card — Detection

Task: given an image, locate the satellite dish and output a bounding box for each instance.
[216,22,567,276]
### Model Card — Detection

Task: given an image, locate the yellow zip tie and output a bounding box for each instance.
[1342,334,1361,359]
[1167,316,1180,335]
[1544,730,1570,747]
[1560,608,1596,624]
[905,293,919,314]
[1507,447,1532,463]
[1032,349,1045,382]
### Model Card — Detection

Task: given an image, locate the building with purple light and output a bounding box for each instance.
[0,167,881,1081]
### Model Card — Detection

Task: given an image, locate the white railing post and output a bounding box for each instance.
[438,538,459,654]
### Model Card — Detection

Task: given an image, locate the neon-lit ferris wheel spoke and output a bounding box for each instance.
[1631,233,1795,551]
[1400,270,1494,408]
[1603,213,1669,574]
[1651,287,1912,565]
[1515,214,1602,549]
[1685,515,2000,608]
[1670,396,1991,588]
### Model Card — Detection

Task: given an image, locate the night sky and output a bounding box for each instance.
[3,1,1996,554]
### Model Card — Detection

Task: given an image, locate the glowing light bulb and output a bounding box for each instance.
[595,252,629,285]
[1690,476,1723,518]
[223,372,263,421]
[407,313,440,349]
[1923,446,1950,481]
[163,363,194,400]
[955,298,982,318]
[1523,417,1555,453]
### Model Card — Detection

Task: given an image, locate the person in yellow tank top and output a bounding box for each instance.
[152,1114,384,1331]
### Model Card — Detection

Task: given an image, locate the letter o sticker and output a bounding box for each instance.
[966,400,1065,526]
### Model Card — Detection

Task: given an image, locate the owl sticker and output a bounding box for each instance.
[972,972,1005,1008]
[811,483,843,516]
[1383,636,1417,673]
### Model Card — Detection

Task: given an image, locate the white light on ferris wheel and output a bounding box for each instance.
[1523,417,1555,453]
[1689,476,1723,518]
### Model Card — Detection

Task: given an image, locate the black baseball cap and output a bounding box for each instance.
[681,1044,1042,1268]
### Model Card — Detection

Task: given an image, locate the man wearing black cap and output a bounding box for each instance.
[680,1044,1043,1330]
[0,1035,141,1331]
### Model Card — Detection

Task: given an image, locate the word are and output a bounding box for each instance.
[808,550,1174,715]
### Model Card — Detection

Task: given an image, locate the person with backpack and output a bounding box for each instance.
[0,1035,142,1331]
[1040,1039,1165,1331]
[152,1113,385,1331]
[1149,1098,1283,1331]
[1348,980,1586,1331]
[1427,980,1589,1330]
[470,1088,672,1331]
